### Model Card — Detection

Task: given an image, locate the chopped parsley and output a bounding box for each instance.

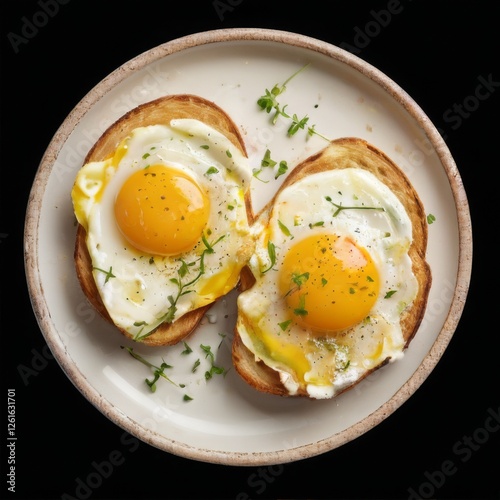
[293,294,308,317]
[261,241,277,274]
[205,166,219,175]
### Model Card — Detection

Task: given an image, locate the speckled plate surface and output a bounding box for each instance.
[24,28,472,465]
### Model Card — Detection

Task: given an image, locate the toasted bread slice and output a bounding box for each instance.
[74,94,250,347]
[233,137,432,397]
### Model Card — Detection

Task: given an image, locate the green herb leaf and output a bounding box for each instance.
[200,344,228,380]
[256,64,329,141]
[287,114,309,136]
[309,221,324,228]
[181,342,192,355]
[278,319,292,331]
[178,260,189,278]
[122,347,178,391]
[278,220,293,238]
[205,166,219,175]
[200,344,215,362]
[205,364,225,380]
[261,149,277,168]
[292,272,309,287]
[93,266,116,284]
[293,295,308,317]
[261,241,277,273]
[201,232,225,254]
[254,150,288,182]
[257,64,310,114]
[257,89,279,113]
[275,160,288,179]
[155,232,226,329]
[427,213,436,224]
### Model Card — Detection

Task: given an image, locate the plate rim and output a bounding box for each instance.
[24,27,473,466]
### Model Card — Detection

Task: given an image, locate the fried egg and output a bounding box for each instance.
[236,167,418,399]
[72,118,253,341]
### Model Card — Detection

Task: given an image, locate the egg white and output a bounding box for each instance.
[72,119,253,340]
[237,167,418,399]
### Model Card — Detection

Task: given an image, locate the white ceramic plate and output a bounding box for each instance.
[24,28,472,465]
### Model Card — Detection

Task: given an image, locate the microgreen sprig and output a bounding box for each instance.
[325,196,385,217]
[181,341,193,355]
[257,64,329,141]
[123,336,229,401]
[93,266,115,284]
[132,232,225,342]
[257,64,309,113]
[122,346,177,392]
[164,234,224,322]
[253,149,289,182]
[200,344,227,380]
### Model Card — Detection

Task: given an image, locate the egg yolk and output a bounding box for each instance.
[279,233,379,331]
[114,164,210,256]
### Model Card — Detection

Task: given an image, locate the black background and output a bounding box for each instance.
[1,1,499,499]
